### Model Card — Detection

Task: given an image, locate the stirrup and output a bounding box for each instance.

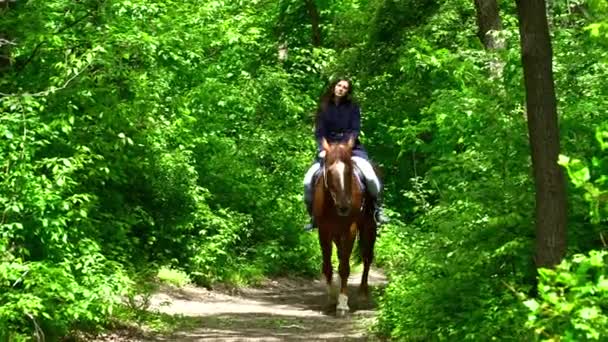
[374,207,389,225]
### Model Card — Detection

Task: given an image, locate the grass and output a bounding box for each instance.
[157,266,191,287]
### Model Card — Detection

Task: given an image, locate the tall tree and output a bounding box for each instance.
[474,0,503,50]
[0,36,9,71]
[305,0,322,46]
[515,0,567,269]
[473,0,505,80]
[0,1,11,72]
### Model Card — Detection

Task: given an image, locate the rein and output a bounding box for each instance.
[323,160,328,189]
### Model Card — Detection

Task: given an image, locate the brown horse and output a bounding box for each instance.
[312,137,377,316]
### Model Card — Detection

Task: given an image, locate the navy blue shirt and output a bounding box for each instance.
[315,101,367,159]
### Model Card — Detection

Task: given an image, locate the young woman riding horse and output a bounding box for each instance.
[303,78,387,230]
[302,78,387,315]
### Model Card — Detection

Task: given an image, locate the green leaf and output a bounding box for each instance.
[524,299,539,312]
[579,307,599,320]
[597,276,608,291]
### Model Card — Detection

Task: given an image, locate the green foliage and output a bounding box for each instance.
[1,0,607,339]
[559,125,608,224]
[525,251,608,341]
[325,2,531,338]
[525,124,608,341]
[375,203,533,340]
[584,0,608,40]
[0,249,131,340]
[326,0,608,340]
[1,0,322,338]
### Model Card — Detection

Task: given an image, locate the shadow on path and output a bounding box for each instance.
[98,269,388,342]
[146,312,383,342]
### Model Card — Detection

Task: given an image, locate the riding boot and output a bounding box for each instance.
[303,187,317,231]
[303,201,317,231]
[373,193,389,225]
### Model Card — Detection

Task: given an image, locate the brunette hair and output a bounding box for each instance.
[314,78,355,128]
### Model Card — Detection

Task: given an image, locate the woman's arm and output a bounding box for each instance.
[348,105,361,141]
[315,112,327,152]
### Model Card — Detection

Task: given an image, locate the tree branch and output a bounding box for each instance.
[12,270,29,287]
[26,313,45,342]
[16,10,95,72]
[0,38,16,47]
[0,62,90,98]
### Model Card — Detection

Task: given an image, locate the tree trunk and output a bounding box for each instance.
[0,36,10,71]
[516,0,567,269]
[0,1,11,73]
[474,0,504,50]
[304,0,322,47]
[474,0,505,79]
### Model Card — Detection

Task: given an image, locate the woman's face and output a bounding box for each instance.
[333,80,350,98]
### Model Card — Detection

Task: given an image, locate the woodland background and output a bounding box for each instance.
[1,0,607,340]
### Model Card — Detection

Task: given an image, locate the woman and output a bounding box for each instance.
[302,78,387,230]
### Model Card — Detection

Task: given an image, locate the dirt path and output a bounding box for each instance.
[104,269,387,342]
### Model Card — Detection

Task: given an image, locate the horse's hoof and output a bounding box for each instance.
[336,308,348,317]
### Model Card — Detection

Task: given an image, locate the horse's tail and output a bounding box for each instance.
[353,192,376,265]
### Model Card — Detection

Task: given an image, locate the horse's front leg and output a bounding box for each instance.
[336,223,357,317]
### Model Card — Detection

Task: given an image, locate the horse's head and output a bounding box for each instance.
[321,137,356,217]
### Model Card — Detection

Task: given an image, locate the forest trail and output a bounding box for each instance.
[99,269,387,341]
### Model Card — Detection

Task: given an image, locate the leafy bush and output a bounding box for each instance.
[525,251,608,341]
[157,266,191,288]
[375,202,533,340]
[0,247,131,341]
[559,124,608,225]
[1,0,321,338]
[525,125,608,341]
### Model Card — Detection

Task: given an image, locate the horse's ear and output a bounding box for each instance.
[322,137,330,151]
[346,137,355,149]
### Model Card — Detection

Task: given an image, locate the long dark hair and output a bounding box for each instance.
[314,78,355,128]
